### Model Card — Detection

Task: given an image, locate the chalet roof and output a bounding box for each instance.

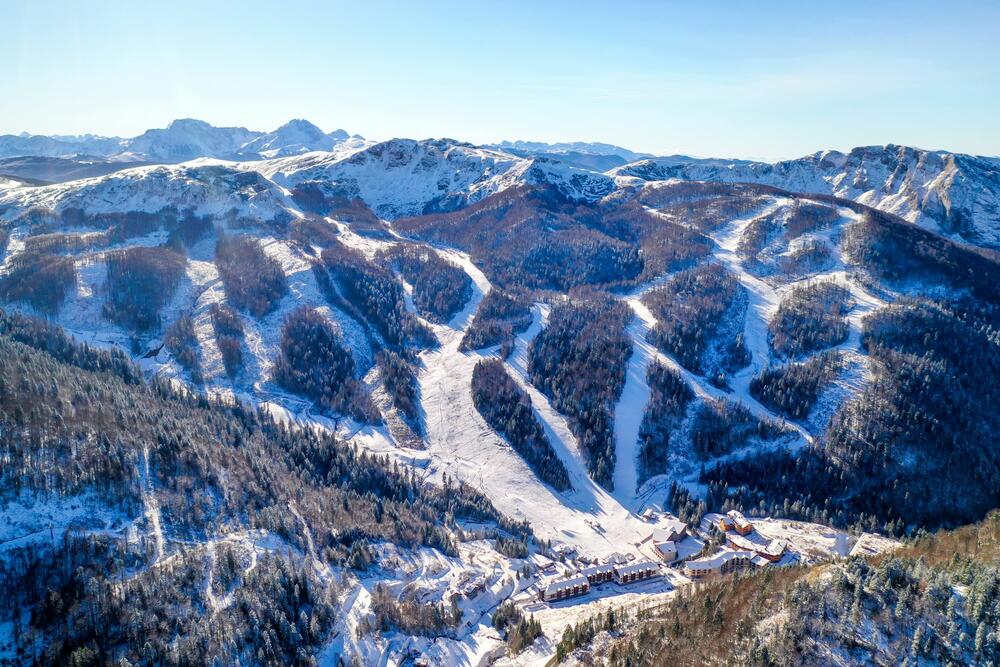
[726,510,752,528]
[686,550,754,570]
[654,541,677,555]
[728,533,785,556]
[614,560,660,577]
[580,563,615,577]
[543,575,589,596]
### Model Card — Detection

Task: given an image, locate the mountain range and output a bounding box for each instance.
[1,119,998,247]
[1,119,1000,665]
[0,118,359,162]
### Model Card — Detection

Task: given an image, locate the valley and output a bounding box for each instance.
[0,122,997,666]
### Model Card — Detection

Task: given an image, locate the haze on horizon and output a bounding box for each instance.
[2,0,999,161]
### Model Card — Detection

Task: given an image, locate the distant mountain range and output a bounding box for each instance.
[0,118,359,162]
[1,119,998,247]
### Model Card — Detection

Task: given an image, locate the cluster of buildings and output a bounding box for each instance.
[643,516,689,564]
[540,559,662,602]
[685,510,787,578]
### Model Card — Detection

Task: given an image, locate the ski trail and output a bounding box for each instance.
[406,243,658,557]
[139,445,165,562]
[611,313,652,505]
[288,502,317,563]
[502,305,598,497]
[205,540,221,612]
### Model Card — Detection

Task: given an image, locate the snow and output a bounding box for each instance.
[0,492,126,553]
[715,515,901,564]
[402,250,662,561]
[614,145,1000,247]
[0,161,293,224]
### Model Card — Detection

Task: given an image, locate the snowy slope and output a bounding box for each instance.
[614,145,1000,247]
[237,119,356,158]
[491,139,652,162]
[0,161,293,223]
[124,118,262,162]
[258,138,615,219]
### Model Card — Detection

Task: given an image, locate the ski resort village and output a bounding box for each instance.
[0,117,991,666]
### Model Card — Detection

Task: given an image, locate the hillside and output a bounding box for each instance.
[615,145,1000,248]
[0,127,998,664]
[558,511,1000,666]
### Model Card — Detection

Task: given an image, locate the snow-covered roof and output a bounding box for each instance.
[726,510,752,529]
[752,555,772,567]
[654,541,677,554]
[686,551,754,570]
[728,533,785,556]
[580,563,615,577]
[662,516,687,533]
[543,575,589,596]
[614,560,660,577]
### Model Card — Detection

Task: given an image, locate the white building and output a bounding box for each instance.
[541,575,590,602]
[685,551,754,578]
[613,560,661,585]
[654,540,678,563]
[580,563,615,585]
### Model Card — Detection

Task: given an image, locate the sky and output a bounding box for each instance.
[2,0,999,160]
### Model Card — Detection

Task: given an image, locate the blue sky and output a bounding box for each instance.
[3,0,998,160]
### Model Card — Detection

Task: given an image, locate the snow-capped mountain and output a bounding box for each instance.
[123,119,263,162]
[237,119,356,158]
[492,139,652,162]
[0,162,292,223]
[614,145,1000,247]
[0,132,126,159]
[0,119,366,164]
[259,137,616,218]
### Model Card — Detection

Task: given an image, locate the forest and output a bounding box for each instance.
[637,361,694,483]
[210,302,245,379]
[396,185,710,293]
[0,251,76,314]
[102,245,187,332]
[376,244,472,322]
[769,280,851,358]
[164,312,203,384]
[643,263,748,378]
[471,359,571,492]
[750,351,842,420]
[376,349,421,429]
[272,305,377,423]
[527,295,631,489]
[704,296,1000,534]
[0,307,525,665]
[460,288,533,355]
[318,240,435,351]
[215,232,289,318]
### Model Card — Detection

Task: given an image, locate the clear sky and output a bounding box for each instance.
[3,0,999,160]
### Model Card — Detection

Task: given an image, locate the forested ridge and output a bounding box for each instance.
[565,511,1000,666]
[0,307,526,665]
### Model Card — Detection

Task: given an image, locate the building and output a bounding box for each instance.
[648,517,689,545]
[718,510,753,535]
[613,560,661,585]
[580,563,615,585]
[685,551,754,578]
[541,575,590,602]
[726,533,787,563]
[653,540,678,563]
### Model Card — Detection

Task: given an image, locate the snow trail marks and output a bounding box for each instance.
[407,244,658,558]
[138,446,165,562]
